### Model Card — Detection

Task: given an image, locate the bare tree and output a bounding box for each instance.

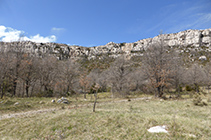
[36,56,58,97]
[58,59,79,96]
[204,62,211,94]
[19,54,37,97]
[184,64,205,93]
[8,42,25,97]
[127,68,147,92]
[142,35,173,97]
[79,70,91,99]
[0,45,13,98]
[93,83,100,112]
[169,54,185,96]
[108,56,131,97]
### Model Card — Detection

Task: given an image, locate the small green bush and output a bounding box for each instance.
[185,85,193,91]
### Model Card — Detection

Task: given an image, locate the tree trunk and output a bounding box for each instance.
[177,84,181,97]
[84,93,86,99]
[157,86,161,97]
[194,83,199,93]
[26,80,29,97]
[0,85,4,99]
[66,85,70,95]
[82,87,86,99]
[12,78,17,97]
[30,84,35,97]
[22,82,25,97]
[93,90,98,112]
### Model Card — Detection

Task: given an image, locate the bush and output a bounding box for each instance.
[185,85,193,91]
[193,93,208,106]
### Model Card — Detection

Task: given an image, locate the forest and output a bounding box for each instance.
[0,37,211,99]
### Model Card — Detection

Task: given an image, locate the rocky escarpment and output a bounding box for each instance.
[0,28,210,60]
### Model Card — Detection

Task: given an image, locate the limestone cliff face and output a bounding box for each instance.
[0,29,210,60]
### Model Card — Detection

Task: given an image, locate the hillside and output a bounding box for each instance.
[0,28,211,99]
[0,29,210,60]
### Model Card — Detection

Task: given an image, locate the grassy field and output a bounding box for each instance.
[0,93,211,140]
[0,92,147,115]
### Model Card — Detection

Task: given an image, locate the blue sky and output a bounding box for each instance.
[0,0,211,46]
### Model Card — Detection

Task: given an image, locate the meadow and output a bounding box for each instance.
[0,93,210,140]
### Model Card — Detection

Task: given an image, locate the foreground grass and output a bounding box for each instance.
[0,92,148,115]
[0,97,210,140]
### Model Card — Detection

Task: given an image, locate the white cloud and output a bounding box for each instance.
[145,1,211,34]
[166,13,211,33]
[51,27,65,36]
[0,26,23,42]
[0,25,57,43]
[51,27,65,32]
[27,34,56,43]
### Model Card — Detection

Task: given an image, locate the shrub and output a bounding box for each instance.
[193,93,208,106]
[185,85,193,91]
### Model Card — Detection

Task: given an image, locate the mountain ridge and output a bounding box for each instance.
[0,28,210,60]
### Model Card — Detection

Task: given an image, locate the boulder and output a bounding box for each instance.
[39,101,45,104]
[57,99,62,103]
[199,56,207,61]
[14,102,19,106]
[147,125,168,133]
[57,97,70,104]
[51,99,55,103]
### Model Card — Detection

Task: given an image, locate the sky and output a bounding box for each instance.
[0,0,211,47]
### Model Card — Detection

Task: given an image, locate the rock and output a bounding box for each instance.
[188,134,196,138]
[0,28,210,60]
[57,97,70,104]
[62,100,69,104]
[39,101,45,104]
[202,99,208,106]
[183,133,197,138]
[147,125,168,133]
[199,56,207,61]
[57,99,62,103]
[14,102,19,106]
[51,99,55,103]
[207,97,211,102]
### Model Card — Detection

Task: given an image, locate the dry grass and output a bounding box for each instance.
[0,96,210,140]
[0,92,147,115]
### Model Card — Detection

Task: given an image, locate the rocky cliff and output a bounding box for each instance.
[0,28,210,60]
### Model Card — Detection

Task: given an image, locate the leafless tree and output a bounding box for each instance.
[35,56,58,97]
[93,83,100,112]
[8,42,25,97]
[108,56,131,97]
[168,54,185,96]
[0,45,13,98]
[58,59,79,96]
[203,62,211,94]
[79,69,91,99]
[142,35,173,97]
[127,68,147,92]
[184,64,205,93]
[19,54,37,97]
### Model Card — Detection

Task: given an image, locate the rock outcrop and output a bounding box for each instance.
[0,29,210,60]
[57,97,70,104]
